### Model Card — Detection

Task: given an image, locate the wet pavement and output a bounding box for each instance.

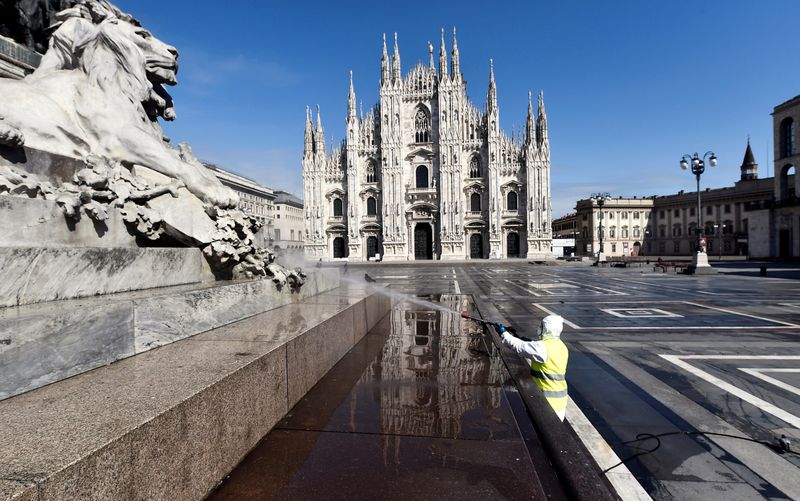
[354,262,800,500]
[208,295,563,501]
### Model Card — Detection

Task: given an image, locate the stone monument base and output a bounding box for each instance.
[0,283,393,501]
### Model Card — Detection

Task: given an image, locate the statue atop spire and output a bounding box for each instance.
[347,70,356,120]
[525,90,535,145]
[487,59,497,113]
[392,32,401,81]
[439,27,448,78]
[536,91,548,146]
[381,33,389,85]
[451,26,460,77]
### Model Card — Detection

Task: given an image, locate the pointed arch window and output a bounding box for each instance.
[366,196,377,216]
[470,193,481,212]
[507,191,518,211]
[469,157,480,178]
[333,198,343,217]
[415,108,430,143]
[366,161,377,183]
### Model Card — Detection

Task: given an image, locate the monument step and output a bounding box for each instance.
[0,269,339,401]
[0,284,392,501]
[0,246,207,308]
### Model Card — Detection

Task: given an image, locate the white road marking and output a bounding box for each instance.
[567,398,653,501]
[602,308,683,318]
[683,301,800,327]
[659,354,800,429]
[739,368,800,398]
[504,279,541,296]
[532,303,581,329]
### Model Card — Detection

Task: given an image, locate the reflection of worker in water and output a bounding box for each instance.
[495,315,569,421]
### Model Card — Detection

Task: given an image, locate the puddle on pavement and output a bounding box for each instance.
[208,294,548,501]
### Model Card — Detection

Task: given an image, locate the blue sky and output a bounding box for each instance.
[115,0,800,217]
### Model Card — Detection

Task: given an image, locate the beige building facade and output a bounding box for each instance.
[273,190,304,253]
[205,163,275,248]
[570,141,778,259]
[773,95,800,258]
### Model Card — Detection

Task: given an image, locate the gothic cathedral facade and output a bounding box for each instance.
[303,29,553,261]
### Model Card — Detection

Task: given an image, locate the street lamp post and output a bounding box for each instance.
[680,151,717,274]
[590,192,611,263]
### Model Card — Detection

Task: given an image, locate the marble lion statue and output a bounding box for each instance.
[0,0,237,208]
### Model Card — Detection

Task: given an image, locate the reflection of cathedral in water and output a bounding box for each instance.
[365,295,506,437]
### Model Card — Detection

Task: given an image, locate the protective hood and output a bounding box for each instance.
[538,314,564,339]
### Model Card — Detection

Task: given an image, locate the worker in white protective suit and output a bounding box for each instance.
[495,315,569,421]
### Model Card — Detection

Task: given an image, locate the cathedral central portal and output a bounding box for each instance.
[302,28,553,261]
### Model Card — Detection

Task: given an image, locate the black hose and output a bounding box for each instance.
[604,431,799,474]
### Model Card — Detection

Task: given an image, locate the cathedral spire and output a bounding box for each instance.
[487,59,497,112]
[315,104,325,154]
[347,70,356,121]
[536,91,548,146]
[392,32,401,81]
[381,33,390,85]
[439,27,448,78]
[525,91,535,145]
[428,41,434,69]
[451,26,460,78]
[304,106,313,156]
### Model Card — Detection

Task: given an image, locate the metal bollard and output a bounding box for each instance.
[760,266,767,276]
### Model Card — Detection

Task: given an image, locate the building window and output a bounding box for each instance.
[724,204,731,214]
[333,198,343,217]
[672,224,681,237]
[742,218,748,234]
[414,108,431,143]
[275,229,281,240]
[622,226,629,238]
[659,241,666,253]
[470,192,481,212]
[634,212,640,219]
[659,225,666,237]
[611,244,617,253]
[581,227,587,238]
[634,227,641,238]
[673,241,680,253]
[367,196,377,216]
[609,226,616,238]
[706,206,713,215]
[469,157,481,178]
[723,221,734,234]
[660,210,665,218]
[290,229,294,240]
[507,191,518,211]
[622,212,628,219]
[415,165,429,188]
[780,117,796,158]
[608,212,614,220]
[366,161,377,183]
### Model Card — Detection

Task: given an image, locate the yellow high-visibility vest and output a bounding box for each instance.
[530,338,569,415]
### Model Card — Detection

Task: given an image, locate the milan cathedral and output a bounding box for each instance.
[303,28,553,261]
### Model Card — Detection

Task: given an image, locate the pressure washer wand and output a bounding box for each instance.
[461,311,519,336]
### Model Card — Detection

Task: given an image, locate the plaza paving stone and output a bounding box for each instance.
[212,262,800,501]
